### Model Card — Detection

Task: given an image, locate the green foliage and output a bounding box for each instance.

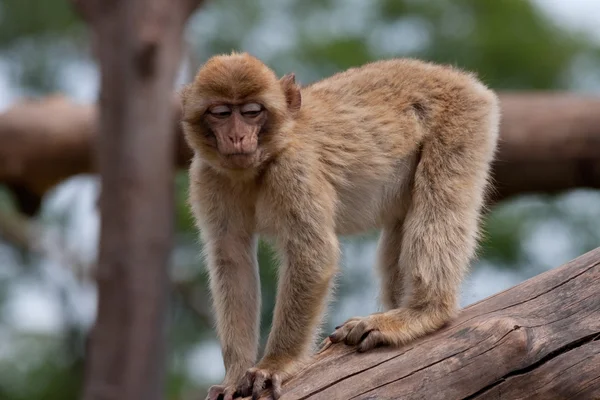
[191,0,598,90]
[0,185,16,211]
[0,0,86,93]
[0,333,82,400]
[174,172,196,234]
[0,0,81,42]
[380,0,589,89]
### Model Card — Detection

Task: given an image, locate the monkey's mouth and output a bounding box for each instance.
[224,152,258,169]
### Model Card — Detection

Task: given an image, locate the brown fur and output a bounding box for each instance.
[181,52,500,400]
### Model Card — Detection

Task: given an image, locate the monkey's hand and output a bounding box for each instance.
[205,383,238,400]
[236,360,300,400]
[328,308,450,352]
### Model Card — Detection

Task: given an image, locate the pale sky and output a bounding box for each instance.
[536,0,600,40]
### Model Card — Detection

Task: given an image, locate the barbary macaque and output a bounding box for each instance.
[181,52,499,400]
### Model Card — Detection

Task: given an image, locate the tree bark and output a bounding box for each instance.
[493,93,600,202]
[1,92,600,215]
[72,1,201,400]
[265,246,600,400]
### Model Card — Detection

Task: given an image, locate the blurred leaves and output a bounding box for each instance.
[0,0,80,42]
[174,172,195,234]
[0,0,86,94]
[189,0,599,90]
[0,333,82,400]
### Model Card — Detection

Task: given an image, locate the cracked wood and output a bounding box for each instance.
[255,246,600,399]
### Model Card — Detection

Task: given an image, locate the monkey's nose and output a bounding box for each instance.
[228,135,246,144]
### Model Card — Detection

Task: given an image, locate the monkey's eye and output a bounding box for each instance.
[240,102,263,117]
[208,105,232,118]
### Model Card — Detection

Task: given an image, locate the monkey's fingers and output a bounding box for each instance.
[238,368,282,400]
[206,384,236,400]
[252,372,282,400]
[357,330,387,352]
[328,318,360,343]
[238,369,257,397]
[344,310,430,352]
[251,370,268,400]
[271,374,283,399]
[345,319,376,346]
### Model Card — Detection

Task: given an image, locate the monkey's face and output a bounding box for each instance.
[182,94,283,172]
[198,102,269,170]
[181,52,301,173]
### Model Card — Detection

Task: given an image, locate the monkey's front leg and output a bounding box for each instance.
[237,230,339,399]
[204,234,261,400]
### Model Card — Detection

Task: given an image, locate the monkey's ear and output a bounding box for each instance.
[280,73,301,114]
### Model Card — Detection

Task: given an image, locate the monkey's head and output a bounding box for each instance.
[181,52,301,173]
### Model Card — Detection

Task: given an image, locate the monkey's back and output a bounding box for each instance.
[302,58,488,131]
[292,58,496,234]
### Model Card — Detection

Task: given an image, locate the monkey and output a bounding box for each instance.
[180,52,500,400]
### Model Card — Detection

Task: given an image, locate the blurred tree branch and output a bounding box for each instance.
[1,92,600,215]
[494,93,600,201]
[0,95,95,215]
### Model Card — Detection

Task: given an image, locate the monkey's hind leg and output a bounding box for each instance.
[327,221,406,351]
[330,94,499,352]
[376,220,406,311]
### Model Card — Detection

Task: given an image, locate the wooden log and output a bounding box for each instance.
[268,246,600,399]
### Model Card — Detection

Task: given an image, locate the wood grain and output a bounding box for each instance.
[258,246,600,399]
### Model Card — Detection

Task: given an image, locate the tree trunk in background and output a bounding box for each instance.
[72,1,201,399]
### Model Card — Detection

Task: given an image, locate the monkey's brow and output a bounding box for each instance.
[203,99,265,110]
[183,101,262,120]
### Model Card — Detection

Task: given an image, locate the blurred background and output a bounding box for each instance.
[0,0,600,399]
